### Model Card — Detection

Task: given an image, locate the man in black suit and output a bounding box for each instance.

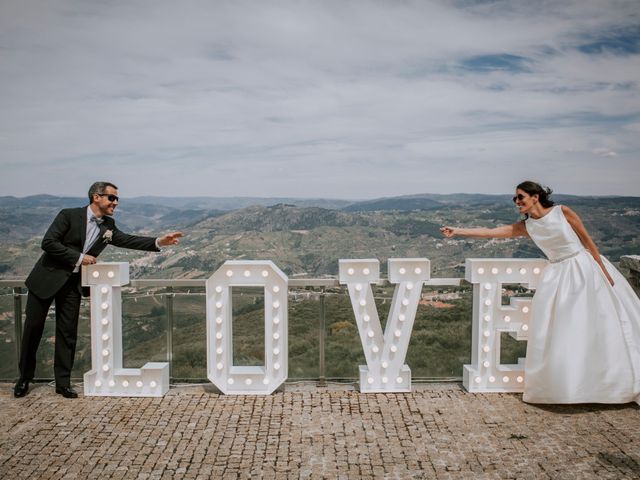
[14,181,183,398]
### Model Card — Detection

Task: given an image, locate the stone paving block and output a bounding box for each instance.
[1,383,639,479]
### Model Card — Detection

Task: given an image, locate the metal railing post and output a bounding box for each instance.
[318,287,327,387]
[13,287,23,373]
[165,287,174,381]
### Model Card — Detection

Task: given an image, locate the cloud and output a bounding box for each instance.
[593,148,618,157]
[0,0,639,197]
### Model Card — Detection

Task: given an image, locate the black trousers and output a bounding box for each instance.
[19,273,82,387]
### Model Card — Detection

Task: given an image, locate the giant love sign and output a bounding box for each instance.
[82,258,547,397]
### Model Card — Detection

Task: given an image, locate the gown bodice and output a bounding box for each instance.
[524,205,584,262]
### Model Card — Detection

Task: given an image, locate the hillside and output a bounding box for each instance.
[0,194,639,279]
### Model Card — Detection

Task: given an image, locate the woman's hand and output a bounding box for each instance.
[440,226,456,238]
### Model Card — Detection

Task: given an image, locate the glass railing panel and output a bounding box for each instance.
[231,286,266,367]
[324,290,366,379]
[287,288,322,379]
[121,287,169,367]
[322,285,475,380]
[408,287,472,378]
[171,288,207,380]
[24,296,92,380]
[71,299,92,378]
[0,288,18,379]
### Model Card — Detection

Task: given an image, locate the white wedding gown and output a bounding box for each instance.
[523,205,640,404]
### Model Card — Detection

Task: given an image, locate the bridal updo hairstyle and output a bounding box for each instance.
[517,180,555,208]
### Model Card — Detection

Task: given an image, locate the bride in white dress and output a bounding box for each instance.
[441,181,640,404]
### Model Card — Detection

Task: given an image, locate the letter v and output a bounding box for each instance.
[339,258,430,392]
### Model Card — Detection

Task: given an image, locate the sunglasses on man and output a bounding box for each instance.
[97,193,119,202]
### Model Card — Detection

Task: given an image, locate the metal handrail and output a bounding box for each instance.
[1,276,466,383]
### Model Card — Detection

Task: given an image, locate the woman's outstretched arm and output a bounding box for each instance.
[561,205,614,286]
[440,221,528,239]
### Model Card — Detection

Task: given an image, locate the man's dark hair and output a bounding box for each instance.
[88,182,118,203]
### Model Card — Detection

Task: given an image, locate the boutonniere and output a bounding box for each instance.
[103,229,113,244]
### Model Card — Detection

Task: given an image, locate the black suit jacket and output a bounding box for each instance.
[25,207,160,299]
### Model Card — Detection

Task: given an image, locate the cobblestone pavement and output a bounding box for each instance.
[1,382,639,479]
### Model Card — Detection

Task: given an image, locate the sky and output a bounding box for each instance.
[1,0,639,199]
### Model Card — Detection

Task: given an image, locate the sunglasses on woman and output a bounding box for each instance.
[512,194,526,203]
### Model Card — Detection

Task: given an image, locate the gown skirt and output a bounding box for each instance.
[522,206,640,404]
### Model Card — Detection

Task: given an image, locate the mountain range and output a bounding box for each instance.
[1,193,638,279]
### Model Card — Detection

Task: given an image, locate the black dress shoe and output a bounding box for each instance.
[14,380,30,398]
[55,386,78,398]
